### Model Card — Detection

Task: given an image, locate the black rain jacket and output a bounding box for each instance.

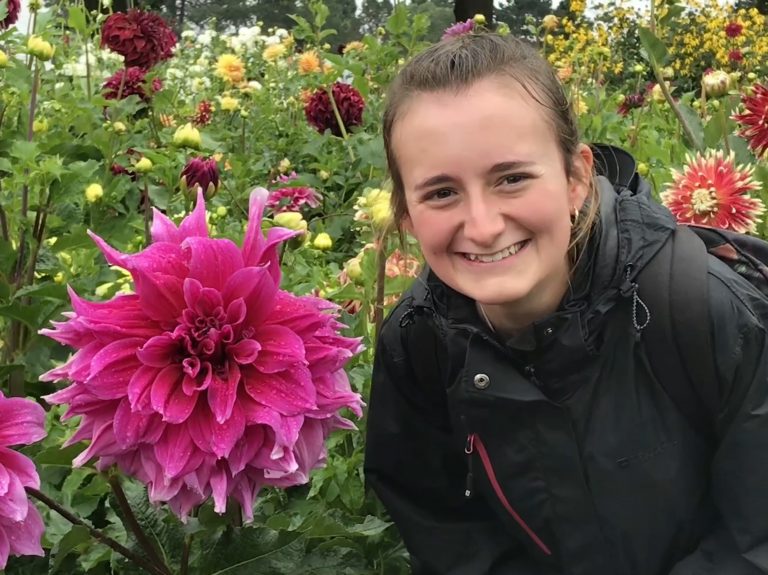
[364,174,768,575]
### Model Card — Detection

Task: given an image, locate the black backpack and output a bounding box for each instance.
[594,144,768,444]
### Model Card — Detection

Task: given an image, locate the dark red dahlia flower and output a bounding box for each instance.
[180,157,219,199]
[618,93,645,116]
[0,0,20,29]
[102,67,163,102]
[304,82,365,137]
[725,21,743,38]
[728,49,744,63]
[193,100,213,126]
[101,10,177,70]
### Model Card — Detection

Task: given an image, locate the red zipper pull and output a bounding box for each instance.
[464,434,475,498]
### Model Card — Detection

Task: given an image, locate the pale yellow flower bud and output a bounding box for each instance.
[27,36,55,61]
[134,157,153,173]
[173,123,202,149]
[313,232,333,250]
[85,183,104,203]
[274,211,307,232]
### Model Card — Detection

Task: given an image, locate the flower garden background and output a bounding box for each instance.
[1,0,768,572]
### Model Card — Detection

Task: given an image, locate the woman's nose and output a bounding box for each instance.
[462,194,505,246]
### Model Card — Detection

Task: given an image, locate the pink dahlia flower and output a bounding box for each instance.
[266,187,320,213]
[441,19,475,40]
[0,392,46,568]
[661,150,765,234]
[41,188,363,521]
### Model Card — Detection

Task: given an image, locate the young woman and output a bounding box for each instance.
[364,33,768,574]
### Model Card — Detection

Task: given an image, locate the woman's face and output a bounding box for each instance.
[392,77,592,314]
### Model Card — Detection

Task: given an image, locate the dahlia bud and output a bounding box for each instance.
[134,157,153,173]
[473,13,486,25]
[661,67,674,80]
[219,96,239,112]
[173,123,202,149]
[112,121,127,134]
[27,36,55,61]
[28,0,42,11]
[319,170,330,181]
[344,257,363,281]
[632,64,645,74]
[542,14,559,30]
[650,83,665,103]
[702,70,730,97]
[313,232,333,250]
[273,212,307,232]
[278,158,292,173]
[179,157,219,200]
[33,118,48,133]
[637,162,649,177]
[0,50,8,68]
[85,183,104,203]
[216,206,227,217]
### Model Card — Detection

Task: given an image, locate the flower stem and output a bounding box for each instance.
[180,533,193,575]
[26,487,169,575]
[107,475,172,575]
[327,86,355,163]
[373,237,387,341]
[142,181,151,245]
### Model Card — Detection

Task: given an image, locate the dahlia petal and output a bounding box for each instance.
[227,427,264,475]
[0,526,9,570]
[183,237,244,292]
[114,399,165,448]
[225,298,247,327]
[207,362,241,424]
[177,188,210,240]
[210,465,228,514]
[137,335,180,367]
[7,501,45,558]
[150,365,183,418]
[231,475,259,523]
[228,339,261,364]
[254,325,307,372]
[153,423,200,479]
[0,448,40,490]
[304,342,354,376]
[150,209,184,245]
[84,338,144,399]
[0,473,29,522]
[241,187,269,266]
[189,402,245,459]
[241,395,303,449]
[0,396,46,447]
[221,266,278,327]
[73,420,119,467]
[242,365,316,415]
[128,365,160,413]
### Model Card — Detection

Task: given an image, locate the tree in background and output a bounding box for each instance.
[453,0,493,24]
[496,0,552,36]
[359,0,394,34]
[409,0,454,41]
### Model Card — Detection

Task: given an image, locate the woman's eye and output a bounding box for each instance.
[501,174,526,186]
[428,188,454,201]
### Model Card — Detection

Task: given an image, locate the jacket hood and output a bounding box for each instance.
[410,174,677,370]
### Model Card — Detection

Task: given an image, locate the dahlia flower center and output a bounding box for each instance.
[691,187,718,214]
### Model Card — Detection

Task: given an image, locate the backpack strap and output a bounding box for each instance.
[639,225,720,443]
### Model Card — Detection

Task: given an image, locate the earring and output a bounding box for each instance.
[571,206,579,226]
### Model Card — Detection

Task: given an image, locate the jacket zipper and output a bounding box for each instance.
[465,433,553,557]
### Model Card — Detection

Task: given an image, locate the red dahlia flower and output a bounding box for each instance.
[733,83,768,159]
[661,150,765,234]
[725,21,743,38]
[618,93,645,116]
[193,100,213,126]
[180,157,219,199]
[101,10,177,70]
[304,82,365,137]
[40,189,363,521]
[0,0,20,29]
[102,67,163,102]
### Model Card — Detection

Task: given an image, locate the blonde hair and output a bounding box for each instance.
[382,32,599,269]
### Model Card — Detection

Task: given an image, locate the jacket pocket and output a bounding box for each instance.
[466,433,553,557]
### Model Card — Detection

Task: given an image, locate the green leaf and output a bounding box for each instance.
[50,525,90,573]
[0,301,43,328]
[0,157,12,174]
[205,529,306,575]
[703,110,726,149]
[677,103,705,151]
[659,3,685,26]
[10,141,41,165]
[35,443,86,466]
[13,282,69,302]
[638,27,668,65]
[386,3,409,36]
[67,6,87,35]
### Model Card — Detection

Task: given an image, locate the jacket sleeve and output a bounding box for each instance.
[364,310,552,575]
[669,270,768,574]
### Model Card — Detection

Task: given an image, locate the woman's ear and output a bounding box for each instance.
[569,143,594,211]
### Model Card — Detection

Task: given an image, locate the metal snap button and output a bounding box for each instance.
[543,327,553,336]
[473,373,490,389]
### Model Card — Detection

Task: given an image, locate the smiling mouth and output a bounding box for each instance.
[462,239,530,263]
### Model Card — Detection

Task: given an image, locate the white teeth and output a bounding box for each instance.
[465,241,527,263]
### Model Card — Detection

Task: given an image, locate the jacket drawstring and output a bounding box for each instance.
[621,264,650,337]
